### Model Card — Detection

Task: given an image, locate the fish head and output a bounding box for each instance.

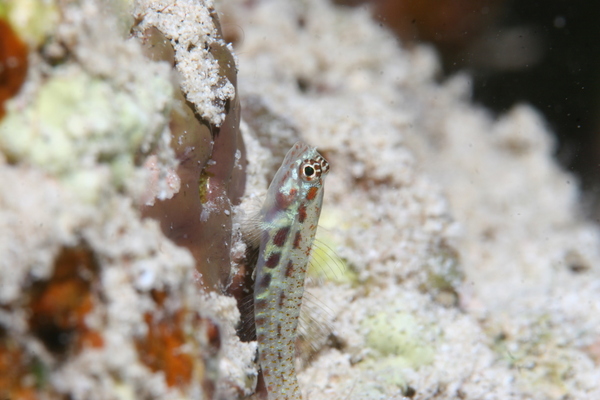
[268,141,329,211]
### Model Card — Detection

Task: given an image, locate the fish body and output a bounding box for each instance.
[254,142,329,400]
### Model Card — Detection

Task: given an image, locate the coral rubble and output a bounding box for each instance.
[0,0,252,398]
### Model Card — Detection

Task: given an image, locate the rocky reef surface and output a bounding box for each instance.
[0,0,599,399]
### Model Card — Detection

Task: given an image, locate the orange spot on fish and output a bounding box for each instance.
[298,204,307,223]
[285,261,295,277]
[265,253,281,268]
[293,231,302,249]
[256,299,268,310]
[306,186,318,200]
[275,188,297,209]
[278,292,286,308]
[258,273,272,290]
[273,226,290,247]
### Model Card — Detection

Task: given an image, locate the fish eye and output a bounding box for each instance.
[300,161,321,181]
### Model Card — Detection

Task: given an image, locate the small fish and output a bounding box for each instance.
[254,141,330,400]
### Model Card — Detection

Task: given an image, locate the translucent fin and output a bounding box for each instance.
[295,291,336,368]
[306,226,354,285]
[238,199,265,249]
[236,288,335,361]
[237,293,257,342]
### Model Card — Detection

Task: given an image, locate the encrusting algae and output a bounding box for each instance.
[135,7,246,291]
[0,0,243,398]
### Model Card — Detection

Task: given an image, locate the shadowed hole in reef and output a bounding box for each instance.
[28,243,101,356]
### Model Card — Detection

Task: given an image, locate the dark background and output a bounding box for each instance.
[339,0,600,218]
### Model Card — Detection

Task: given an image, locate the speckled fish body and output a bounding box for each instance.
[254,142,329,400]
